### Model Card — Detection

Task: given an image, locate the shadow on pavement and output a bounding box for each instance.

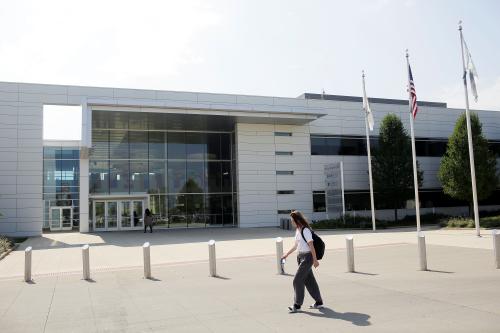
[352,271,378,276]
[305,307,371,326]
[146,277,162,282]
[426,269,454,274]
[18,225,441,251]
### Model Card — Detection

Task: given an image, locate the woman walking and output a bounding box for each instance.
[281,210,323,313]
[144,208,153,233]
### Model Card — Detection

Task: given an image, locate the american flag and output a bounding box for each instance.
[408,64,419,118]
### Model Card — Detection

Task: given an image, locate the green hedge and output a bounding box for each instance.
[311,213,446,230]
[311,213,500,230]
[439,215,500,229]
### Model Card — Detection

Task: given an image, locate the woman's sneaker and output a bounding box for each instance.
[309,302,324,309]
[288,304,301,313]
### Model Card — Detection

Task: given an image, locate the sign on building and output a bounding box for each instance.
[324,162,345,219]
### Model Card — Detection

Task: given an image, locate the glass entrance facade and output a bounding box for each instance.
[43,146,80,230]
[89,111,237,229]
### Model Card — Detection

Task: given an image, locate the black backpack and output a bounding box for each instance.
[301,227,325,260]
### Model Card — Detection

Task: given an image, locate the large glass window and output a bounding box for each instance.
[220,133,231,160]
[148,132,166,159]
[168,161,186,194]
[207,162,221,193]
[186,161,205,193]
[91,130,109,159]
[110,160,129,194]
[43,147,80,229]
[311,135,499,157]
[313,191,326,212]
[129,131,148,159]
[168,132,186,159]
[148,161,166,193]
[89,111,236,229]
[207,133,221,160]
[168,194,187,227]
[206,194,222,226]
[130,161,148,193]
[186,133,206,160]
[109,131,129,159]
[90,160,109,194]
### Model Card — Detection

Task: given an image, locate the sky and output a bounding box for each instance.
[0,0,498,139]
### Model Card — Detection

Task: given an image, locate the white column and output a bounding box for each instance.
[82,244,90,280]
[79,149,90,233]
[79,101,91,233]
[24,246,32,282]
[346,235,355,273]
[493,230,500,269]
[143,242,152,279]
[418,232,427,271]
[208,240,216,277]
[276,237,284,274]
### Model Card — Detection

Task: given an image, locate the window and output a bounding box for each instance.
[310,135,367,156]
[313,191,326,212]
[88,111,236,229]
[277,190,294,194]
[415,139,447,157]
[275,132,292,137]
[489,141,500,157]
[278,209,292,214]
[276,151,293,156]
[276,171,294,175]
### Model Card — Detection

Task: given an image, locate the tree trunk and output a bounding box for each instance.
[394,207,398,222]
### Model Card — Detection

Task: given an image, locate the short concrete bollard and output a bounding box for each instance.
[346,235,355,273]
[276,237,284,274]
[82,244,90,280]
[24,246,32,282]
[493,230,500,269]
[208,240,216,277]
[143,242,151,279]
[418,232,427,271]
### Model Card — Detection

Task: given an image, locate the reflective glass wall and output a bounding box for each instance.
[43,147,80,229]
[89,111,237,228]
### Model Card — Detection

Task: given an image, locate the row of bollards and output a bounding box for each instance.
[21,229,500,283]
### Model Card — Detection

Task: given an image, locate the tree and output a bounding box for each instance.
[372,114,423,222]
[438,112,498,215]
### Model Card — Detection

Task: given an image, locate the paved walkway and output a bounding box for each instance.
[0,226,496,279]
[0,227,499,332]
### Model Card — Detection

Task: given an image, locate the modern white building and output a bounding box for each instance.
[0,82,499,236]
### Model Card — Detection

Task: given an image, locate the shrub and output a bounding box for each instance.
[0,236,14,255]
[439,215,500,229]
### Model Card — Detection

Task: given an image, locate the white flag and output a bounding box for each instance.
[362,75,374,131]
[464,39,479,102]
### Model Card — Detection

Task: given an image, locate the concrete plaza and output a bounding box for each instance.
[0,227,499,332]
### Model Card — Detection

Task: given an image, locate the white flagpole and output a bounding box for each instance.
[459,22,480,237]
[362,71,376,231]
[405,51,421,232]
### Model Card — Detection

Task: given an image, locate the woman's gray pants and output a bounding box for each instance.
[293,252,322,306]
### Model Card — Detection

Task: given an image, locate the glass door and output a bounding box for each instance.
[120,201,132,229]
[93,199,145,231]
[50,208,61,230]
[94,201,106,230]
[61,208,72,229]
[50,207,73,231]
[107,201,118,230]
[132,201,144,228]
